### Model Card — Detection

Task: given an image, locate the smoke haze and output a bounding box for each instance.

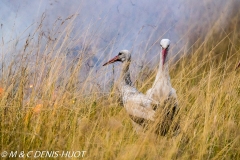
[0,0,239,91]
[1,0,237,53]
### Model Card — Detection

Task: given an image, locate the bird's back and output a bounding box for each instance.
[120,84,157,121]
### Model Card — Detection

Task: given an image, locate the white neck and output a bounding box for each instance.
[153,53,170,85]
[120,60,132,86]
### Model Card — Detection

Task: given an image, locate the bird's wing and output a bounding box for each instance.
[171,88,178,106]
[168,88,178,107]
[124,93,157,121]
[170,87,177,97]
[146,88,152,97]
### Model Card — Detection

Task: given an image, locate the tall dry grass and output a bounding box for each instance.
[1,3,240,160]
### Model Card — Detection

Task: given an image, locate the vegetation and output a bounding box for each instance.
[0,1,240,159]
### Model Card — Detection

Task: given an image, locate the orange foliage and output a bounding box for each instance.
[0,87,4,97]
[32,104,43,114]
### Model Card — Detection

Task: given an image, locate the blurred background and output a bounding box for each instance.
[1,0,240,91]
[1,0,239,54]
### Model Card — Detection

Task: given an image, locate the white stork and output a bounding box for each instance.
[146,39,178,133]
[146,39,177,103]
[103,50,159,133]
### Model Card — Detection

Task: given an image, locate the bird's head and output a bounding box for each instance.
[103,50,131,66]
[160,39,170,66]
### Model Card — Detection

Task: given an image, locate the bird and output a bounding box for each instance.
[103,50,159,133]
[146,39,178,134]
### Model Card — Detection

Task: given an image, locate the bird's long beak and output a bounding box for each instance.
[162,48,168,65]
[103,55,120,66]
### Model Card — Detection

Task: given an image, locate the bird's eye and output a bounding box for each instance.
[118,52,122,56]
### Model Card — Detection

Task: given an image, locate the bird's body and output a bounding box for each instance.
[103,50,157,132]
[146,39,179,135]
[120,84,156,121]
[146,39,178,107]
[146,65,177,105]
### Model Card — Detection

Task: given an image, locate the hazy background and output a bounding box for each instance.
[1,0,236,54]
[0,0,239,90]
